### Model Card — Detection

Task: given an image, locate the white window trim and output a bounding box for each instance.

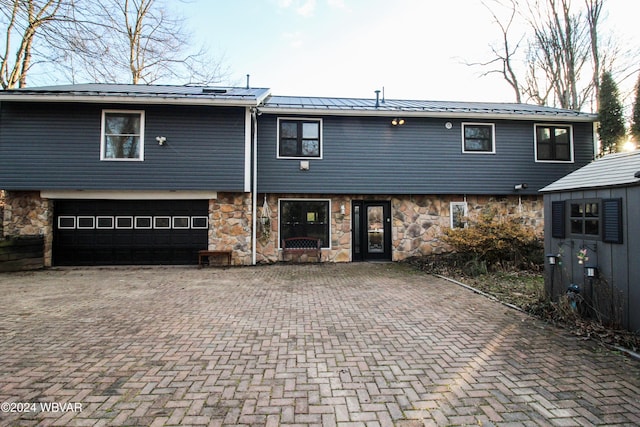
[58,216,76,229]
[153,216,171,229]
[450,201,468,228]
[172,216,190,229]
[116,216,134,229]
[534,123,574,163]
[96,216,115,229]
[276,117,323,160]
[191,216,209,229]
[100,109,145,161]
[278,198,332,249]
[134,216,152,229]
[461,122,496,154]
[77,216,95,229]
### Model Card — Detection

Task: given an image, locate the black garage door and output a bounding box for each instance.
[53,200,208,266]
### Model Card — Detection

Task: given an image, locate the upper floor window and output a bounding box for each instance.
[278,118,322,159]
[462,123,495,153]
[101,110,145,161]
[535,124,573,162]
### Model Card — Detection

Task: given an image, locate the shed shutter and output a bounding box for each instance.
[551,201,565,239]
[602,198,623,244]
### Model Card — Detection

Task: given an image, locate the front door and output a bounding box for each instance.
[352,201,392,261]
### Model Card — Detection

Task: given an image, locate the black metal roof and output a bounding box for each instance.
[261,95,597,121]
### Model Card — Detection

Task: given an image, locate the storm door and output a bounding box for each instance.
[352,201,392,261]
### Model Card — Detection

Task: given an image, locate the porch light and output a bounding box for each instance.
[585,265,598,278]
[546,253,558,265]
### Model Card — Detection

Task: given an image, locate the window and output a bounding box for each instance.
[96,216,114,229]
[535,124,573,162]
[278,118,322,158]
[279,199,330,248]
[101,110,145,160]
[569,200,599,237]
[450,202,468,228]
[462,123,495,153]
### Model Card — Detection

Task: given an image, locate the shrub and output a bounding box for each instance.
[442,205,542,272]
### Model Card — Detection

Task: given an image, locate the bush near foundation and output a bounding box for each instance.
[442,206,543,272]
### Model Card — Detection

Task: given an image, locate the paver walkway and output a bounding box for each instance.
[0,263,639,426]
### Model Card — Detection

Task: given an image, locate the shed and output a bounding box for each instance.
[540,151,640,332]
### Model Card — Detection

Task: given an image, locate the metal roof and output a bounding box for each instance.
[260,95,597,121]
[0,83,271,106]
[540,150,640,192]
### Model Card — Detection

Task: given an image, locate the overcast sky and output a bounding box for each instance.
[182,0,640,104]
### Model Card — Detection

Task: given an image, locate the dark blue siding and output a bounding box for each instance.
[257,114,594,194]
[0,102,247,191]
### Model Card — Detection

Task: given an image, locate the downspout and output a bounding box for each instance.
[251,107,258,265]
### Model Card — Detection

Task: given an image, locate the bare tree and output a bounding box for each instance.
[469,0,524,103]
[64,0,227,85]
[475,0,608,111]
[585,0,603,107]
[0,0,71,89]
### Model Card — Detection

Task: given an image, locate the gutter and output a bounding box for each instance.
[0,93,263,107]
[256,107,597,122]
[251,107,258,265]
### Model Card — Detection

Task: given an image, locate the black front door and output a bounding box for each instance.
[352,200,392,261]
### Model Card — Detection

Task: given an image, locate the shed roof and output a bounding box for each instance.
[260,95,597,121]
[540,150,640,192]
[0,83,271,106]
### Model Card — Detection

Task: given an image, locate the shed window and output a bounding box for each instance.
[277,118,322,158]
[535,124,573,162]
[462,123,495,153]
[569,200,599,238]
[101,110,145,160]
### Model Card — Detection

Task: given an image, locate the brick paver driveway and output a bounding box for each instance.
[1,264,639,426]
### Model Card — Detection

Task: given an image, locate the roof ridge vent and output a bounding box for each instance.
[202,88,228,94]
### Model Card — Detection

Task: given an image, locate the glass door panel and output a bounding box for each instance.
[367,206,384,253]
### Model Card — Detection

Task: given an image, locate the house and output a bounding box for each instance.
[0,84,597,267]
[540,151,640,332]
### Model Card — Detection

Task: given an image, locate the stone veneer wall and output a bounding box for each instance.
[2,191,53,266]
[392,194,543,261]
[255,193,544,263]
[209,192,253,266]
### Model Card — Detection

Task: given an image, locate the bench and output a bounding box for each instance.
[198,250,232,267]
[281,237,321,263]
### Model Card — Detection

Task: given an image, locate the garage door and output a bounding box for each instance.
[53,200,208,266]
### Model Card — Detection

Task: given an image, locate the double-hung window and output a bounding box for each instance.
[462,123,495,153]
[535,124,573,162]
[278,118,322,159]
[101,110,145,161]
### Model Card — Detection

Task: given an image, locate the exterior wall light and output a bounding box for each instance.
[546,253,557,265]
[585,265,598,278]
[391,118,405,126]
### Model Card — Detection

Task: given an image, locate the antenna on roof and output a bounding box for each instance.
[381,86,385,104]
[246,74,250,89]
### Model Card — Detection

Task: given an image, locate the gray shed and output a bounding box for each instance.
[540,151,640,332]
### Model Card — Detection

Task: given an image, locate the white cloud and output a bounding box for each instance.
[282,31,304,48]
[296,0,317,16]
